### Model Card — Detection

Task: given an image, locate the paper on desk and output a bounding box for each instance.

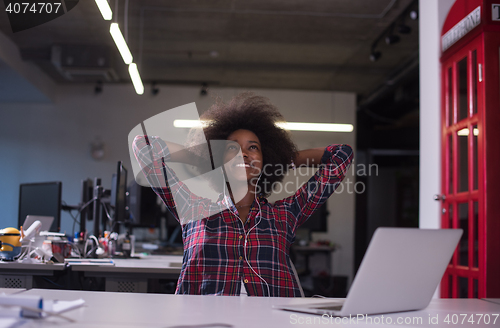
[0,294,85,319]
[0,318,20,328]
[44,299,85,314]
[0,294,42,318]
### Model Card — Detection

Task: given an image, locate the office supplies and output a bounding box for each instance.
[0,293,84,322]
[275,228,463,316]
[0,294,43,318]
[18,182,62,233]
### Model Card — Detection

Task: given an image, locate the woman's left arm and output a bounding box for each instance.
[278,144,353,231]
[293,147,326,168]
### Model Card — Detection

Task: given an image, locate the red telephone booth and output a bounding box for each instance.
[440,0,500,298]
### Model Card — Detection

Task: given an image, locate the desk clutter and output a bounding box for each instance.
[0,216,182,293]
[7,163,182,263]
[0,219,182,293]
[1,164,184,293]
[0,220,136,264]
[0,293,84,321]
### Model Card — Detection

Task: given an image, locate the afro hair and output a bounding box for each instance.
[186,92,298,197]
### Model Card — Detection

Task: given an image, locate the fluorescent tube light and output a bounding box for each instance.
[110,23,133,64]
[457,128,479,136]
[173,120,208,128]
[95,0,112,20]
[128,63,144,95]
[276,122,353,132]
[173,120,353,132]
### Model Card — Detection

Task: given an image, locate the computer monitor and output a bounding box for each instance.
[79,178,94,233]
[127,180,180,245]
[111,161,128,226]
[127,180,161,228]
[18,181,62,232]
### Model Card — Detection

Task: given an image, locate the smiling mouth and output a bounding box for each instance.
[235,163,252,168]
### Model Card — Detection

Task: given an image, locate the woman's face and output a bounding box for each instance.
[223,129,263,183]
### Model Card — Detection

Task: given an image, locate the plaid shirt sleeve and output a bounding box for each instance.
[132,135,180,219]
[132,135,212,223]
[133,136,354,297]
[275,144,354,233]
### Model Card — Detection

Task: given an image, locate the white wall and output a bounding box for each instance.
[0,30,55,102]
[419,0,456,298]
[0,83,356,282]
[419,0,455,229]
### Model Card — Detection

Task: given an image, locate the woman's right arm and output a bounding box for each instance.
[132,135,184,220]
[132,135,220,224]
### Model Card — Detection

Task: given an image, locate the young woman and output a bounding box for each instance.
[133,93,353,297]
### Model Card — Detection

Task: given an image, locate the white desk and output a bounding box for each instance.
[0,288,25,295]
[483,299,500,305]
[17,288,500,328]
[0,262,66,289]
[69,255,182,292]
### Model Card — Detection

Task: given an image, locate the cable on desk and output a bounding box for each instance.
[84,235,100,257]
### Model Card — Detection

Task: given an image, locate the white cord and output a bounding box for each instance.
[85,235,100,257]
[16,239,34,261]
[225,172,270,296]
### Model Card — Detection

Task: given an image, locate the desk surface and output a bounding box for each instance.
[0,288,25,294]
[16,288,500,328]
[0,255,182,274]
[483,299,500,305]
[68,255,183,274]
[0,261,66,271]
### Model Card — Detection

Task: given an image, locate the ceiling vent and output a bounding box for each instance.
[51,45,119,82]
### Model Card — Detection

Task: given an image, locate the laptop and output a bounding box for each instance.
[21,215,54,233]
[21,215,54,248]
[276,228,462,317]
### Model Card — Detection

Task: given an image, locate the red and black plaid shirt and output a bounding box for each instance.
[133,136,353,297]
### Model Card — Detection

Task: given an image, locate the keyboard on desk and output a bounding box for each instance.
[317,305,343,311]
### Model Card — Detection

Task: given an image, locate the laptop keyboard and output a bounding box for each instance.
[317,305,343,311]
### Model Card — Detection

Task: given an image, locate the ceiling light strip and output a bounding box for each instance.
[110,23,133,64]
[95,0,112,20]
[276,122,353,132]
[129,63,144,95]
[173,120,353,132]
[173,120,207,128]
